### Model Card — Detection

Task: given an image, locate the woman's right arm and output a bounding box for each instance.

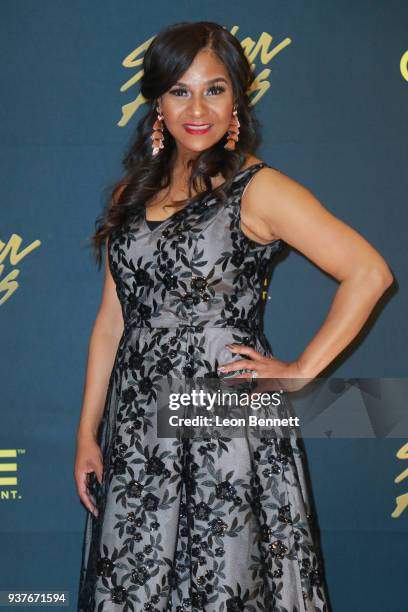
[74,234,124,517]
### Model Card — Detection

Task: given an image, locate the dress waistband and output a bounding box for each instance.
[123,318,260,334]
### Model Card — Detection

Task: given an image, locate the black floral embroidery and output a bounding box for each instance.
[77,163,330,611]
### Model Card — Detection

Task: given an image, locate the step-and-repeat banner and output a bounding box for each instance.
[1,2,407,610]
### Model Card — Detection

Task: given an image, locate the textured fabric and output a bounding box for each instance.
[77,162,330,611]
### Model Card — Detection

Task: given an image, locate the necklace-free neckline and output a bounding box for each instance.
[143,161,266,234]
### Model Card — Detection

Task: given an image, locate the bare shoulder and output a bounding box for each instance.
[244,162,311,210]
[241,163,319,244]
[241,157,304,193]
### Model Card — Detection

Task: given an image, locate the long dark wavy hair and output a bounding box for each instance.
[90,21,262,267]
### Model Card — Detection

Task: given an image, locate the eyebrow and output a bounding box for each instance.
[173,77,228,87]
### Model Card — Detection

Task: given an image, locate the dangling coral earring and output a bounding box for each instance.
[151,107,165,157]
[224,105,240,151]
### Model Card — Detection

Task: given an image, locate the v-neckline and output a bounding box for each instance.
[143,161,266,234]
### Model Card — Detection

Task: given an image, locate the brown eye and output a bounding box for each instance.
[170,88,188,96]
[169,85,226,97]
[207,85,225,95]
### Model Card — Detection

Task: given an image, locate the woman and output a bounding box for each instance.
[75,21,393,612]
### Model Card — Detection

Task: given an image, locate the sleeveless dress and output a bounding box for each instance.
[77,162,330,612]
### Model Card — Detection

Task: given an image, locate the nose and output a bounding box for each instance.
[188,94,208,117]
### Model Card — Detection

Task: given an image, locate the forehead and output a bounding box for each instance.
[177,50,230,85]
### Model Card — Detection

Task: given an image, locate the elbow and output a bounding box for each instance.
[364,263,394,293]
[382,268,394,289]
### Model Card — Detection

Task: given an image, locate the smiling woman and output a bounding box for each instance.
[74,19,392,612]
[156,50,240,167]
[176,81,228,133]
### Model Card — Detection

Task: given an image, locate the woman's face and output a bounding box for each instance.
[158,49,235,161]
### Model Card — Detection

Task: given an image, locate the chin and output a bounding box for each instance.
[182,142,216,154]
[176,130,223,153]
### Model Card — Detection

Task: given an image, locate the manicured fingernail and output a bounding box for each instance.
[217,367,226,372]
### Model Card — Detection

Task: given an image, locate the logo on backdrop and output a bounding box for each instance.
[117,26,292,127]
[0,234,41,306]
[400,49,408,81]
[0,448,25,501]
[393,441,408,519]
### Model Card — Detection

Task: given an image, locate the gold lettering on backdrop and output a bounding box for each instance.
[0,234,41,305]
[0,448,25,501]
[262,277,270,301]
[118,28,292,126]
[232,27,292,105]
[391,441,408,518]
[0,449,18,487]
[118,36,155,127]
[400,50,408,81]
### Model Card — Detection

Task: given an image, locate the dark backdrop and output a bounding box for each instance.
[1,1,407,610]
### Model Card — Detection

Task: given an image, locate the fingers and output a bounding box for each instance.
[76,470,99,518]
[218,358,253,373]
[95,465,103,486]
[233,371,256,379]
[226,344,260,359]
[218,344,264,372]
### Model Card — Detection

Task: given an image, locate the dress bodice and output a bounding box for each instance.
[108,162,286,335]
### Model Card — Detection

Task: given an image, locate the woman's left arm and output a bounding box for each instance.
[221,168,394,380]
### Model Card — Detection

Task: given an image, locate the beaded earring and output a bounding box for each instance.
[224,105,240,150]
[151,106,165,157]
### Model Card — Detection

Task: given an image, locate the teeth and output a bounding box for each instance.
[185,124,211,129]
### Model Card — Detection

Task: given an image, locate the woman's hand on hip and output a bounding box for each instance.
[217,343,308,392]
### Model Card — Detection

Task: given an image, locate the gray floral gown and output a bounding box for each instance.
[77,162,330,611]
